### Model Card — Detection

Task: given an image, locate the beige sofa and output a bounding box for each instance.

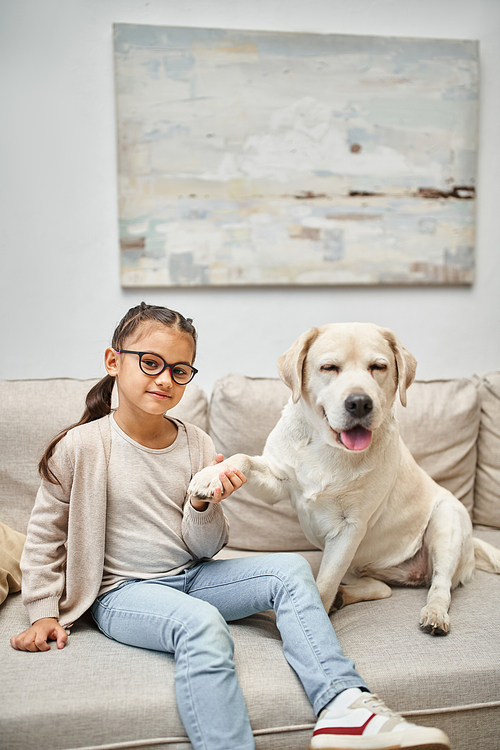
[1,372,499,750]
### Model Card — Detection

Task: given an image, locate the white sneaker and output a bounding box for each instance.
[310,692,450,749]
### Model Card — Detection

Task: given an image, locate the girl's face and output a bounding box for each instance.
[105,323,196,420]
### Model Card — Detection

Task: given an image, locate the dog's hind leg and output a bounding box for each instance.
[420,494,474,635]
[334,576,392,610]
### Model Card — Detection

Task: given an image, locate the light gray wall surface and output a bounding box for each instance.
[1,0,499,394]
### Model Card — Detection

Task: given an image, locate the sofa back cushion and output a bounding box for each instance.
[0,378,208,535]
[473,371,500,528]
[209,374,480,551]
[396,378,479,516]
[208,374,311,550]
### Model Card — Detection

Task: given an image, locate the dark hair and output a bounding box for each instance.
[39,302,197,484]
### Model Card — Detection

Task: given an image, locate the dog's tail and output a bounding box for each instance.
[474,538,500,574]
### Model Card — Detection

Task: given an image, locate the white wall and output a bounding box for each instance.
[1,0,499,394]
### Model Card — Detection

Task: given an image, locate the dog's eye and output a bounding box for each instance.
[321,364,340,373]
[370,364,387,372]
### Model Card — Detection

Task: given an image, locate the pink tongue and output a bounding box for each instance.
[341,426,372,451]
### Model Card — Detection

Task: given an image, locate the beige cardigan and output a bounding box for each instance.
[21,416,222,627]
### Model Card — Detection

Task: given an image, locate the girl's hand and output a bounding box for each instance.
[10,617,68,652]
[212,466,247,503]
[190,455,247,510]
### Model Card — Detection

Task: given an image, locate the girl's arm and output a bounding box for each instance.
[20,479,71,623]
[182,442,246,560]
[11,482,70,650]
[11,440,73,650]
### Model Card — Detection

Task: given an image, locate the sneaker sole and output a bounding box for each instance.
[309,727,451,750]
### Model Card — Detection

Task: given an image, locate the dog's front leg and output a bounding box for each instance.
[188,454,290,505]
[420,492,474,635]
[316,524,367,613]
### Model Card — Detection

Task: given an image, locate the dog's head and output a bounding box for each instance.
[277,323,416,453]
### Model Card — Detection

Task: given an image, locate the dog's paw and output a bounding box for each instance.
[419,604,450,636]
[188,465,225,500]
[331,587,346,611]
[319,590,342,614]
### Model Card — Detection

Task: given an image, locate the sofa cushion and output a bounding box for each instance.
[331,528,500,750]
[210,374,480,551]
[0,378,208,535]
[1,591,318,750]
[209,374,313,551]
[169,382,209,432]
[472,371,500,528]
[396,378,480,516]
[2,528,499,750]
[0,379,99,535]
[0,522,25,605]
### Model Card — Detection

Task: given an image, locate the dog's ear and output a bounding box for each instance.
[382,329,417,407]
[278,327,321,403]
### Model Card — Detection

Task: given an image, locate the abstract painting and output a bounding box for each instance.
[114,25,478,286]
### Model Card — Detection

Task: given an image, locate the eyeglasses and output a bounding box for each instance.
[114,350,198,385]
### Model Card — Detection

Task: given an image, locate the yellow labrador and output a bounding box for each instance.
[188,323,500,634]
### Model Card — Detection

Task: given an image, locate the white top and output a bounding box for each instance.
[98,415,228,595]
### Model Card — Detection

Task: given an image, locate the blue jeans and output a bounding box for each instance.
[91,553,367,750]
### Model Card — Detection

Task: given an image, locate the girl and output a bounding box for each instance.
[11,303,450,750]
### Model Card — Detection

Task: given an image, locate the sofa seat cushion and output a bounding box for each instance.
[331,527,500,750]
[2,529,499,750]
[210,374,480,551]
[1,591,318,750]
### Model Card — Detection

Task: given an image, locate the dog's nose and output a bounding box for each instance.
[345,393,373,418]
